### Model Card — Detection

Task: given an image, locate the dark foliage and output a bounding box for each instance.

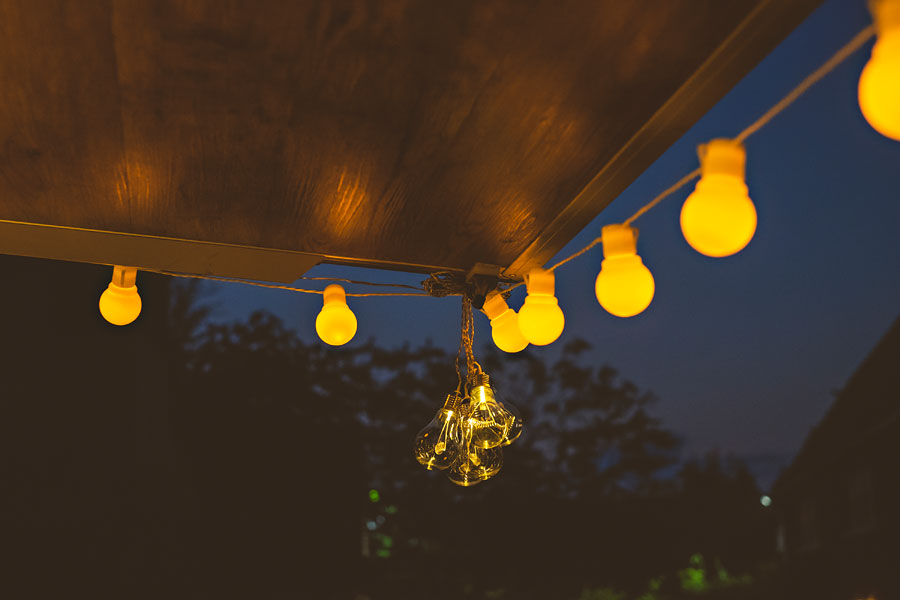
[0,261,773,600]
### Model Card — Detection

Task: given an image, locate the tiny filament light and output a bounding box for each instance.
[859,0,900,140]
[98,265,142,326]
[516,268,564,346]
[595,224,655,318]
[315,284,357,346]
[680,139,757,258]
[414,393,463,471]
[482,290,528,353]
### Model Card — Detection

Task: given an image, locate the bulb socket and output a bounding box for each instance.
[322,284,346,306]
[469,372,490,389]
[872,0,900,33]
[111,265,138,289]
[443,392,463,412]
[601,224,638,259]
[482,290,510,320]
[698,139,746,179]
[525,268,555,296]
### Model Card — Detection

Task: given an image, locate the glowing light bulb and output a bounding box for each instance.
[315,284,357,346]
[98,266,142,326]
[448,412,503,487]
[414,393,464,470]
[859,0,900,140]
[467,373,513,449]
[482,291,528,353]
[680,139,757,257]
[517,268,564,346]
[595,224,655,318]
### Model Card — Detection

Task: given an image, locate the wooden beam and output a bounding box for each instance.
[0,220,465,281]
[0,220,322,283]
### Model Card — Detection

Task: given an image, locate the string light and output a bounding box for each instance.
[517,268,565,346]
[315,284,358,346]
[482,291,529,353]
[859,0,900,140]
[67,21,884,485]
[680,139,757,258]
[96,22,874,365]
[98,266,142,326]
[595,224,655,318]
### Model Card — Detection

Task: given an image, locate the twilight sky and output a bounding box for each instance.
[207,0,900,487]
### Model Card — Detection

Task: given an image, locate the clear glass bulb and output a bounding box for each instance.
[414,393,463,471]
[499,396,523,446]
[467,374,512,449]
[448,418,503,486]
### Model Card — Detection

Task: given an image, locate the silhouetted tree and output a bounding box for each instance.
[158,282,687,598]
[1,268,772,600]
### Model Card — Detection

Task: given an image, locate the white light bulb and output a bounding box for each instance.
[595,224,655,318]
[680,139,757,258]
[482,291,528,353]
[517,268,564,346]
[859,0,900,140]
[316,284,357,346]
[98,266,142,326]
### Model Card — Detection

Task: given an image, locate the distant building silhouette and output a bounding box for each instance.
[773,315,900,600]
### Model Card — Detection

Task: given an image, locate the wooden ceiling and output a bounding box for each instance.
[0,0,820,281]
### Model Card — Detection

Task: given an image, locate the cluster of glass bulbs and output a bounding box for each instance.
[414,373,522,486]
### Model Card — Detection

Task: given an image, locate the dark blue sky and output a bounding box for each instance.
[207,0,900,486]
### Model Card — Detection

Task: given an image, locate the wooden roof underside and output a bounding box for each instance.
[0,0,821,282]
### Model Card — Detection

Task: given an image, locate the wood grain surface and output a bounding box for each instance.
[0,0,818,276]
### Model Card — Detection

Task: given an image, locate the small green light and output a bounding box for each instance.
[368,489,380,503]
[760,495,772,507]
[375,549,391,559]
[385,505,398,515]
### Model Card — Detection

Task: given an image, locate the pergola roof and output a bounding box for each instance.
[0,0,820,282]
